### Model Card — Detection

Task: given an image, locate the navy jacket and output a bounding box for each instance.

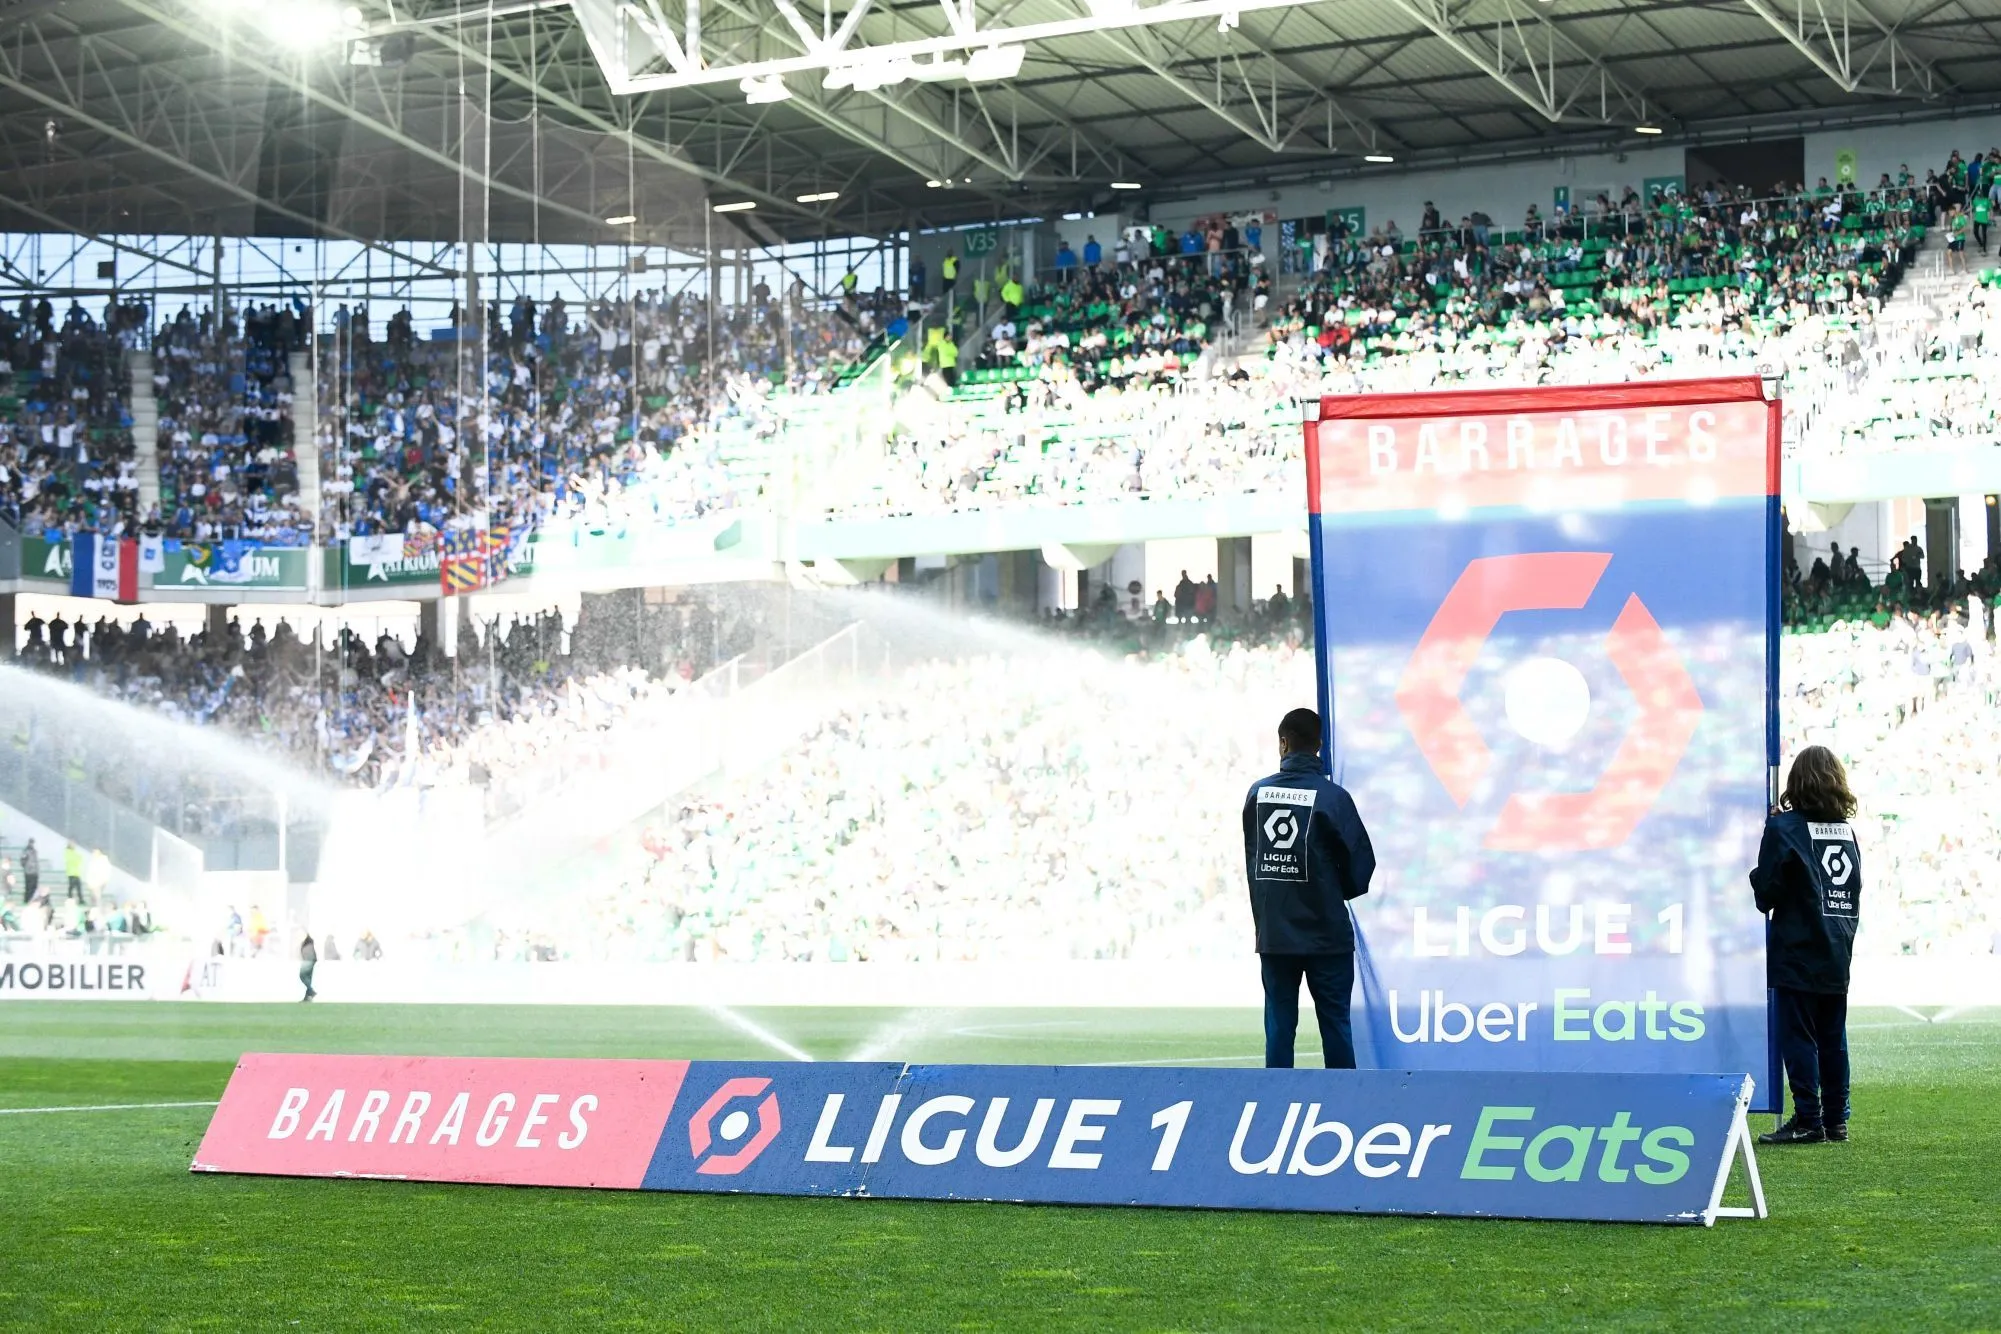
[1243,753,1375,954]
[1750,809,1862,994]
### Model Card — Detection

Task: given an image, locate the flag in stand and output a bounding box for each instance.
[484,517,526,588]
[70,533,138,602]
[439,527,489,596]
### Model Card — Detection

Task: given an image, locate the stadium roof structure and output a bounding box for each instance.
[2,0,2000,257]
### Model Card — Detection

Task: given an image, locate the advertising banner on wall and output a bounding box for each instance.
[329,533,537,593]
[16,536,310,592]
[1304,379,1780,1108]
[192,1055,1764,1225]
[152,542,311,592]
[21,534,70,585]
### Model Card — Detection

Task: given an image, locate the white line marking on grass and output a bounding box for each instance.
[0,1101,219,1115]
[701,1005,815,1061]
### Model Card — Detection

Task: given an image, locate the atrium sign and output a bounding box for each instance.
[193,1056,1765,1225]
[152,544,310,592]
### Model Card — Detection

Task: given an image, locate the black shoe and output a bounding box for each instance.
[1826,1122,1848,1142]
[1759,1118,1826,1145]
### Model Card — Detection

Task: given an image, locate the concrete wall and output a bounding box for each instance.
[1802,117,2001,190]
[1149,145,1689,239]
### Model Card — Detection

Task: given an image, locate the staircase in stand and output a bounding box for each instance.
[289,350,319,527]
[129,349,159,513]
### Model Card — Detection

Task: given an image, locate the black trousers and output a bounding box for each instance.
[1261,952,1356,1069]
[1776,986,1850,1126]
[300,963,317,998]
[21,874,34,904]
[66,875,82,901]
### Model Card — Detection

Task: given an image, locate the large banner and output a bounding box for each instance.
[192,1055,1763,1225]
[1305,380,1779,1107]
[153,542,311,592]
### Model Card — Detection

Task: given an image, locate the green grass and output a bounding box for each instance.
[1,1003,1997,1331]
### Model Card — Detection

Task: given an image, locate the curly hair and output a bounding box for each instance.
[1781,745,1858,822]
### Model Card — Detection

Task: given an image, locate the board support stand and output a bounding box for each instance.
[1705,1077,1769,1225]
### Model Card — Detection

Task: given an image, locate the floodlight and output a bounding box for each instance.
[964,45,1026,81]
[741,75,792,104]
[796,191,841,204]
[1364,153,1395,164]
[712,201,758,213]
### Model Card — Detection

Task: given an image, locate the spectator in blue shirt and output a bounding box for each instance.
[1054,242,1077,283]
[1082,235,1102,268]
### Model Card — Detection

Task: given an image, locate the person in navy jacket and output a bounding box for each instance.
[1243,707,1376,1068]
[1750,745,1863,1145]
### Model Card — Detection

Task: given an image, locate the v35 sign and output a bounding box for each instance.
[1303,379,1780,1106]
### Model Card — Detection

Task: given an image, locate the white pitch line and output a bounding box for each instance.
[0,1100,219,1115]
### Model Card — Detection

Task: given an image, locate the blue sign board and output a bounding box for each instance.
[644,1062,1760,1225]
[1304,381,1782,1109]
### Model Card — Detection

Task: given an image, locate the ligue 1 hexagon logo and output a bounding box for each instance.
[1821,845,1853,887]
[687,1076,782,1175]
[1263,806,1300,850]
[1394,552,1703,853]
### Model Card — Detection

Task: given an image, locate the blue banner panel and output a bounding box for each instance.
[1306,383,1778,1109]
[642,1062,1753,1225]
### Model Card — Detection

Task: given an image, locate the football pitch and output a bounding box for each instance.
[2,1003,1996,1331]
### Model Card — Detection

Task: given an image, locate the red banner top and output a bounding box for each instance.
[1306,379,1777,518]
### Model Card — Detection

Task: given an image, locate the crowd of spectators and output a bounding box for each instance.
[153,301,311,544]
[425,581,1998,967]
[973,222,1272,393]
[2,151,1994,544]
[0,297,142,539]
[317,283,875,547]
[1796,273,2001,457]
[3,281,885,553]
[1269,177,1922,377]
[7,590,761,834]
[451,628,1302,965]
[1786,525,2001,627]
[829,155,1997,523]
[1786,600,1999,957]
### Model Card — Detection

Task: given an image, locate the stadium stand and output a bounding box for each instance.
[152,303,311,544]
[0,151,1991,544]
[7,596,753,806]
[3,138,1999,972]
[0,299,142,540]
[314,288,887,542]
[405,595,1997,966]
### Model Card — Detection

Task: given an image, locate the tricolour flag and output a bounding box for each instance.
[70,534,138,602]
